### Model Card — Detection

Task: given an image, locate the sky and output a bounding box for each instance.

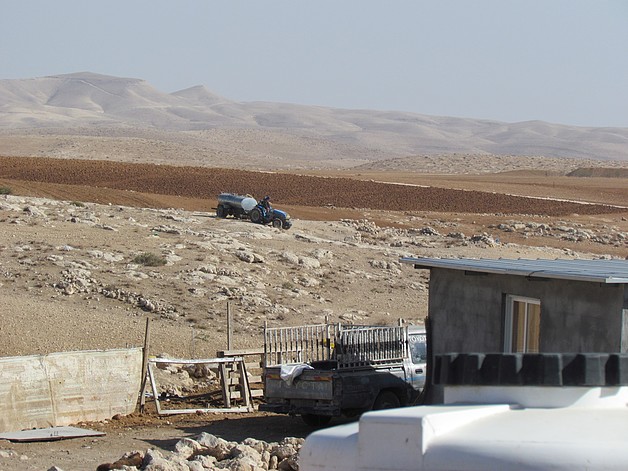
[2,1,627,127]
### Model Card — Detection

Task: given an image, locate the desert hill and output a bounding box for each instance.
[1,72,628,169]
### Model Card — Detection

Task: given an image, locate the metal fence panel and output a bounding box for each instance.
[264,324,408,369]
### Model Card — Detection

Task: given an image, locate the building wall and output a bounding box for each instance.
[427,268,627,355]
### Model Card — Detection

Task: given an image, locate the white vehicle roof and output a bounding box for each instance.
[407,325,425,335]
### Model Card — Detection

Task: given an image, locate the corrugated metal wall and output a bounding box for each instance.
[0,348,143,433]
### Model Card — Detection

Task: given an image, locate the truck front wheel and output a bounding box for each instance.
[373,390,400,410]
[302,414,332,428]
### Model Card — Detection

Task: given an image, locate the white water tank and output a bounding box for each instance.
[300,353,628,471]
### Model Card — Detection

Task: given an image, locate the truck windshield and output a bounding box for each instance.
[409,334,427,363]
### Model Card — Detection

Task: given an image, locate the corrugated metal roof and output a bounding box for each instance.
[400,257,628,284]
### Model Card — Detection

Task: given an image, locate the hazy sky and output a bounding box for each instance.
[2,1,627,127]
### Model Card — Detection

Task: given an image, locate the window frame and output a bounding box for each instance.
[504,294,541,353]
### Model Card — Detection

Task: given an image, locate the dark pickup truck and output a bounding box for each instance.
[260,322,427,426]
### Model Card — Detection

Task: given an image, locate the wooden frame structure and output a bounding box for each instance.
[142,356,254,415]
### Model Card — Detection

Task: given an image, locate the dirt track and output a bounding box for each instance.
[0,156,624,217]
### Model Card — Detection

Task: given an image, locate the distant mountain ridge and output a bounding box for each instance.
[1,72,627,162]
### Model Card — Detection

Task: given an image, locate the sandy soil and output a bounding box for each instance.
[0,155,626,471]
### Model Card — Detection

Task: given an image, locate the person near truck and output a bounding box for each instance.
[261,195,271,210]
[261,195,272,222]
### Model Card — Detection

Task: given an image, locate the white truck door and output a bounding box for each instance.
[407,331,427,390]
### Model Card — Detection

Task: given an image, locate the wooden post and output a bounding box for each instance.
[263,320,268,368]
[237,360,252,410]
[190,327,195,359]
[219,362,231,408]
[139,317,151,413]
[227,302,232,351]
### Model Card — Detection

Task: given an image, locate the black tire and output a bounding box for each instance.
[272,218,283,229]
[373,390,400,410]
[301,414,332,428]
[250,207,262,224]
[216,205,227,218]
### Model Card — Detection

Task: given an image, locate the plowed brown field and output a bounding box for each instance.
[0,156,624,217]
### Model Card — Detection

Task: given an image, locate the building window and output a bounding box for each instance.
[504,295,541,353]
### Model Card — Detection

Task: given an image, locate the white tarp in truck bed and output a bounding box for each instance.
[280,363,314,385]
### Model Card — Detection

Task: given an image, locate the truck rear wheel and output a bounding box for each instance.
[302,414,332,428]
[373,391,400,410]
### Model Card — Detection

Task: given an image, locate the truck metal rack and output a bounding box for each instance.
[263,322,408,370]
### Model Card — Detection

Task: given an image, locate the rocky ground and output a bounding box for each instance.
[0,156,626,470]
[1,193,625,359]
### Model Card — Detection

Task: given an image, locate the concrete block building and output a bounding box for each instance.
[402,258,628,355]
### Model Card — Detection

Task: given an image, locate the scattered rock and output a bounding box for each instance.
[280,251,300,265]
[298,256,320,269]
[419,227,439,236]
[96,451,143,471]
[97,434,304,471]
[236,250,265,263]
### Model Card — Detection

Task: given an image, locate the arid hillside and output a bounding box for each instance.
[2,73,628,165]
